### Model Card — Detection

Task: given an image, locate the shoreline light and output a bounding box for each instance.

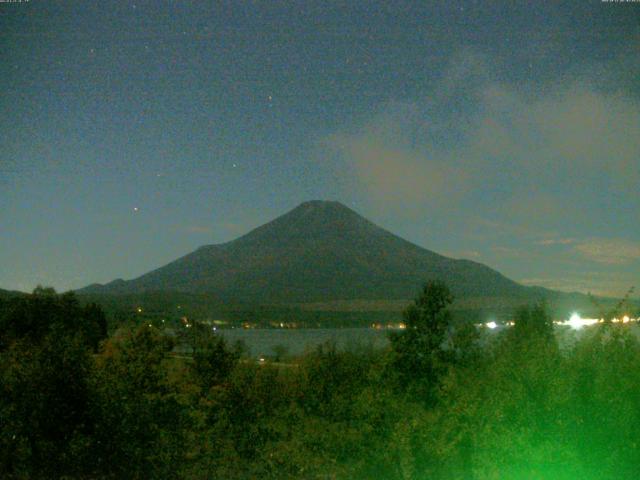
[564,312,599,329]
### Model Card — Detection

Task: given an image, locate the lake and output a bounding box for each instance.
[216,327,391,357]
[214,323,640,358]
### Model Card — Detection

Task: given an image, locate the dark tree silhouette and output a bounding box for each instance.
[389,281,454,403]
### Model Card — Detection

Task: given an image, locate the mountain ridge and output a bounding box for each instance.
[78,200,553,303]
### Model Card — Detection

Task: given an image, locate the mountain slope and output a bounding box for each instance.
[0,288,25,300]
[78,200,550,303]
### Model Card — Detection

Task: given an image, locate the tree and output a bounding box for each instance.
[388,281,454,403]
[509,302,555,346]
[0,289,99,478]
[192,329,240,392]
[90,324,186,479]
[0,287,107,352]
[589,286,635,326]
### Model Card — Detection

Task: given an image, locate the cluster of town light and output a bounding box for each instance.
[137,304,635,332]
[482,312,637,330]
[558,312,636,329]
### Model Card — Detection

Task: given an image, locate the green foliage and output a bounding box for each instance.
[567,325,640,478]
[3,284,640,478]
[394,301,640,480]
[0,287,106,352]
[0,334,95,479]
[88,324,187,479]
[0,288,101,478]
[191,328,241,391]
[589,286,635,325]
[271,343,289,362]
[510,302,556,345]
[389,281,454,402]
[299,342,374,419]
[459,310,569,479]
[0,290,185,479]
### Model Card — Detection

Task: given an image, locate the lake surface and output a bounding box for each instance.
[217,327,391,357]
[214,323,640,358]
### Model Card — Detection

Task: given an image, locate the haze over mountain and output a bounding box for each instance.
[79,201,556,305]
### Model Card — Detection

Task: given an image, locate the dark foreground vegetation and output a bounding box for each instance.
[2,284,640,479]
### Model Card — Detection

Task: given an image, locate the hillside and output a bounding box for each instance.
[0,288,25,300]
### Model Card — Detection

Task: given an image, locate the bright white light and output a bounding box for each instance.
[565,312,599,329]
[568,313,582,329]
[486,321,497,329]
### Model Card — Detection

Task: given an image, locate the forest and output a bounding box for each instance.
[1,284,640,479]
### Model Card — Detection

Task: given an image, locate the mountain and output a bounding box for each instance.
[0,288,25,299]
[78,200,552,304]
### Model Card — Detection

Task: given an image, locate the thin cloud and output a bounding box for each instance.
[491,245,523,257]
[326,50,640,224]
[536,238,575,246]
[520,272,638,298]
[185,225,214,234]
[327,132,469,210]
[442,249,482,259]
[573,238,640,265]
[323,49,640,297]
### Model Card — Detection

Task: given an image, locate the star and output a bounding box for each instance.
[133,207,139,212]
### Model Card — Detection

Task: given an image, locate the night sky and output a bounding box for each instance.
[2,1,639,296]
